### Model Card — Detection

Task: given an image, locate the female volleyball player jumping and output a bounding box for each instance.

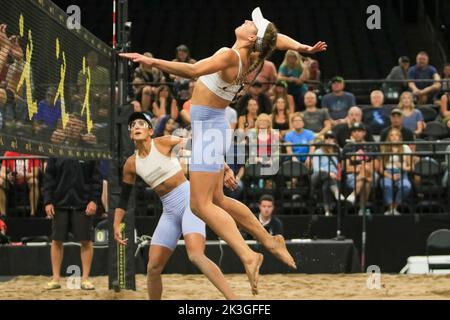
[120,7,327,294]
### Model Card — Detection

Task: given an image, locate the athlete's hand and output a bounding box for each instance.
[224,169,238,190]
[119,52,155,67]
[45,204,55,219]
[114,223,128,246]
[306,41,327,54]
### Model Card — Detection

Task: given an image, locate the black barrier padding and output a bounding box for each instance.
[0,0,112,160]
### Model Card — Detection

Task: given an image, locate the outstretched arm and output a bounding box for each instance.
[120,49,236,79]
[276,33,327,54]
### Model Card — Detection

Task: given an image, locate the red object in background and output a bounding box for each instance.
[0,219,6,233]
[2,151,41,185]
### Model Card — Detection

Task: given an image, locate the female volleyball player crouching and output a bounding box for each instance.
[121,7,327,294]
[114,112,237,299]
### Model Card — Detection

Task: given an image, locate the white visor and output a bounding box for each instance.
[252,7,270,51]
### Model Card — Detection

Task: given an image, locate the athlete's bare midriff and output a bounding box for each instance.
[191,79,231,109]
[152,170,187,198]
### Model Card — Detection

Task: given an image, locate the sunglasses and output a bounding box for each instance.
[128,119,151,130]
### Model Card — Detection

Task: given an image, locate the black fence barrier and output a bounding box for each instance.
[0,0,113,160]
[130,140,450,220]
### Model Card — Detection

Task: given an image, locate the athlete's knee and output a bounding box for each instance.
[147,261,164,277]
[212,194,227,208]
[187,251,204,265]
[190,198,205,214]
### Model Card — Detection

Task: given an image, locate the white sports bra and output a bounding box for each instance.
[198,48,243,101]
[135,140,182,189]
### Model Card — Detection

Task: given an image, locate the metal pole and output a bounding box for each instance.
[360,168,368,272]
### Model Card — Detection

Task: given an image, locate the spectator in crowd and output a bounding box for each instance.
[0,25,25,130]
[407,51,441,104]
[243,195,283,239]
[0,151,41,217]
[343,122,380,214]
[179,81,196,126]
[33,86,62,138]
[154,115,176,137]
[380,108,415,143]
[322,76,356,123]
[131,76,153,115]
[270,80,295,114]
[333,106,375,148]
[379,128,412,216]
[152,85,178,120]
[132,51,166,114]
[384,56,410,96]
[285,112,315,166]
[248,113,280,167]
[134,52,165,87]
[362,90,392,136]
[246,59,278,95]
[271,96,291,140]
[235,81,272,115]
[398,91,425,136]
[0,24,23,94]
[312,131,344,216]
[306,58,321,93]
[302,91,332,138]
[51,113,97,147]
[170,44,196,103]
[277,50,309,110]
[437,63,450,128]
[44,158,102,291]
[77,51,110,97]
[238,98,259,133]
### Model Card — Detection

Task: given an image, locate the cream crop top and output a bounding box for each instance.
[198,48,243,101]
[135,140,182,189]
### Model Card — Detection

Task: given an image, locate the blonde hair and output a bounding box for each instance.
[381,128,403,164]
[255,113,272,131]
[291,112,304,123]
[398,91,415,110]
[281,50,305,71]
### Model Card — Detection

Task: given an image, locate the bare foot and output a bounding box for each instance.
[244,253,263,295]
[265,235,297,270]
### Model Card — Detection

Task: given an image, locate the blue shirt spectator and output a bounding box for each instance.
[407,64,439,90]
[34,98,62,128]
[285,118,315,162]
[402,109,424,133]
